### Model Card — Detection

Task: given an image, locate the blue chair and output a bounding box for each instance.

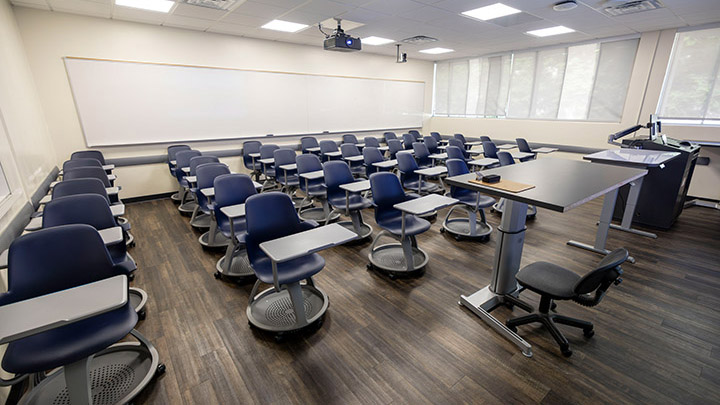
[0,225,162,404]
[423,136,439,154]
[480,136,492,143]
[244,192,328,335]
[397,151,441,194]
[168,145,191,200]
[319,140,342,162]
[243,141,263,181]
[492,151,537,219]
[188,155,221,228]
[441,159,494,241]
[448,138,472,160]
[383,132,397,144]
[408,130,421,140]
[323,161,373,239]
[482,141,499,159]
[172,149,202,212]
[454,133,467,145]
[259,144,279,191]
[363,146,393,177]
[296,154,339,223]
[342,134,359,145]
[300,136,320,155]
[430,132,443,143]
[387,139,403,160]
[412,142,433,169]
[363,137,381,148]
[446,145,470,163]
[42,194,148,317]
[71,150,106,165]
[63,158,102,172]
[340,143,365,177]
[274,148,309,208]
[402,133,415,150]
[213,173,257,281]
[515,138,537,161]
[196,163,231,248]
[367,172,431,277]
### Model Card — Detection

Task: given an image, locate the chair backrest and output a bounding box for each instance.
[52,178,110,204]
[259,144,279,159]
[340,143,361,158]
[189,155,220,176]
[244,192,307,265]
[63,158,102,172]
[482,141,498,159]
[296,153,322,174]
[402,133,415,149]
[273,148,297,180]
[448,138,469,158]
[454,134,467,144]
[396,151,418,183]
[168,145,191,162]
[196,163,230,210]
[300,137,319,153]
[43,193,116,231]
[445,158,470,177]
[516,138,532,153]
[383,132,397,143]
[214,173,257,227]
[242,141,262,169]
[573,248,628,305]
[430,132,442,142]
[446,146,466,161]
[369,172,407,224]
[408,130,421,139]
[412,142,431,168]
[64,166,112,187]
[387,139,403,158]
[71,150,106,165]
[323,160,354,202]
[480,136,492,143]
[363,137,380,148]
[175,150,201,168]
[0,224,117,305]
[423,136,438,153]
[319,140,338,154]
[497,151,514,166]
[342,134,358,144]
[363,147,384,166]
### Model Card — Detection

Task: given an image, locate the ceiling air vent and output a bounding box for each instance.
[602,0,664,16]
[401,35,438,44]
[180,0,237,11]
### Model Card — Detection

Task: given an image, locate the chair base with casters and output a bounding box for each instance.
[178,195,197,214]
[493,198,537,219]
[441,205,493,241]
[198,218,230,248]
[129,287,148,320]
[214,242,255,283]
[246,278,329,340]
[16,329,164,405]
[367,231,428,279]
[298,198,341,223]
[170,191,181,201]
[189,208,212,229]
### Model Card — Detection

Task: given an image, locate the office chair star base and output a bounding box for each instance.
[493,198,537,219]
[18,329,163,405]
[367,242,428,278]
[246,283,329,334]
[129,287,148,319]
[215,248,255,282]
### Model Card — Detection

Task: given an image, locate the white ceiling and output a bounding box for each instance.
[10,0,720,61]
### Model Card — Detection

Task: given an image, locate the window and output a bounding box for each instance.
[432,38,639,122]
[658,27,720,125]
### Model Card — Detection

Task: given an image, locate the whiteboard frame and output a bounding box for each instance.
[63,56,426,147]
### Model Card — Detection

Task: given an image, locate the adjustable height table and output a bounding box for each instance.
[446,158,646,357]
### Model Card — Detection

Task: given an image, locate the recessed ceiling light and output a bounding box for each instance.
[363,36,395,46]
[526,25,575,37]
[115,0,174,13]
[419,47,454,55]
[462,3,521,21]
[261,19,309,33]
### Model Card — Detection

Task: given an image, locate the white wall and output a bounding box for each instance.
[13,7,435,198]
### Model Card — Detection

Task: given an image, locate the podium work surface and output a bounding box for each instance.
[445,158,646,357]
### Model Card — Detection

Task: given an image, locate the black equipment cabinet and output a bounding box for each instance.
[615,137,700,229]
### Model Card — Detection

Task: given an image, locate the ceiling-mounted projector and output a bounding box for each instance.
[320,18,361,52]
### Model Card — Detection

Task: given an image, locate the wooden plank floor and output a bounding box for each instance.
[128,192,720,404]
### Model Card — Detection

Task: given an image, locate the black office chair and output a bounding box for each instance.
[506,248,628,357]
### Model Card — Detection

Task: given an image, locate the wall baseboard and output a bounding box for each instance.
[123,192,174,204]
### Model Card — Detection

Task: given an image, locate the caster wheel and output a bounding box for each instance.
[584,329,595,338]
[274,334,285,343]
[388,274,397,280]
[214,271,222,279]
[562,349,573,357]
[504,302,514,310]
[551,302,557,312]
[454,235,461,241]
[480,235,490,242]
[528,215,536,220]
[440,228,445,233]
[128,273,135,282]
[155,363,166,377]
[138,310,147,321]
[366,263,373,270]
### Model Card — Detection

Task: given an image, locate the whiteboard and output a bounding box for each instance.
[63,57,425,147]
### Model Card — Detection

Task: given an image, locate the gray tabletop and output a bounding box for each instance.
[339,180,370,193]
[279,163,297,171]
[510,151,535,160]
[324,151,342,157]
[25,216,42,231]
[110,204,125,217]
[428,153,447,160]
[373,159,398,168]
[258,158,274,164]
[182,167,191,173]
[220,203,245,218]
[378,146,390,151]
[201,181,261,198]
[465,141,483,146]
[416,166,447,177]
[344,155,364,162]
[394,194,458,216]
[248,152,261,158]
[300,170,324,180]
[103,164,114,171]
[259,223,358,263]
[445,158,647,212]
[170,160,177,165]
[583,149,680,168]
[306,147,321,152]
[468,158,499,167]
[534,147,558,153]
[99,227,123,245]
[107,174,117,181]
[0,275,128,345]
[185,176,197,184]
[497,144,516,150]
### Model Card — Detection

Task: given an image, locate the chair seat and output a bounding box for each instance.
[2,303,137,374]
[264,169,276,177]
[302,183,326,197]
[454,190,495,208]
[218,217,247,238]
[277,174,299,187]
[378,214,430,236]
[251,253,325,285]
[109,250,137,274]
[516,262,580,299]
[328,194,372,211]
[179,178,189,188]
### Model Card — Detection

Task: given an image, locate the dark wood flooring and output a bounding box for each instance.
[126,191,720,404]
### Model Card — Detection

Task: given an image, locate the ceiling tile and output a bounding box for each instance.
[207,21,257,35]
[294,0,354,16]
[362,0,425,16]
[279,9,328,25]
[172,3,229,20]
[337,7,387,23]
[47,0,111,17]
[230,1,286,19]
[219,11,267,26]
[112,6,167,24]
[163,14,214,29]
